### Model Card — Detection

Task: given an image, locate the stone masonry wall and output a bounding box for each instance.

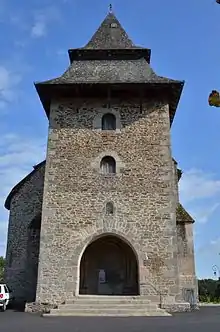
[4,165,45,301]
[172,160,179,204]
[173,162,198,303]
[170,159,182,300]
[177,223,198,303]
[36,98,180,305]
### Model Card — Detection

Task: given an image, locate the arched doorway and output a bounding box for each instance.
[79,235,139,296]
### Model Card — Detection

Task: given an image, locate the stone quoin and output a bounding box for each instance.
[4,10,198,314]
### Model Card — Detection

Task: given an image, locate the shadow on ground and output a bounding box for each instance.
[7,300,26,312]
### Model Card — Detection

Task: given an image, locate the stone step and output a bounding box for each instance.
[43,296,171,317]
[65,300,152,305]
[44,312,169,317]
[46,308,171,317]
[74,295,145,299]
[58,303,158,310]
[65,296,151,305]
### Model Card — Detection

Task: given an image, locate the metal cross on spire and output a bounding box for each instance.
[109,4,113,13]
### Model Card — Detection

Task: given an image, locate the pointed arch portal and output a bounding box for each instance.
[79,235,139,295]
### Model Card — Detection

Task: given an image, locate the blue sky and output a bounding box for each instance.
[0,0,220,279]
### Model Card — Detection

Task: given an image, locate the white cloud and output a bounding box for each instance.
[178,168,220,277]
[0,66,22,110]
[14,40,28,49]
[0,221,8,256]
[198,237,220,257]
[9,13,29,31]
[31,20,46,38]
[0,4,62,40]
[179,169,220,204]
[189,203,220,224]
[0,133,46,192]
[210,238,220,246]
[0,133,46,256]
[31,6,62,38]
[196,238,220,279]
[179,169,220,224]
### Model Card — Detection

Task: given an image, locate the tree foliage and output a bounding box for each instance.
[198,279,220,303]
[0,256,5,282]
[207,2,220,106]
[208,90,220,107]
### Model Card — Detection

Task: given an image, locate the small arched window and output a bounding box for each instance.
[29,214,41,231]
[101,113,116,130]
[106,202,114,215]
[29,214,41,239]
[100,156,116,174]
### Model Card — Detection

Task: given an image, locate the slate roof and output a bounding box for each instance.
[83,12,138,49]
[173,158,182,181]
[37,12,182,85]
[35,12,184,122]
[176,203,195,224]
[177,168,182,181]
[38,59,182,85]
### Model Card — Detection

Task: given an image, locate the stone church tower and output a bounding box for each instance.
[4,11,198,314]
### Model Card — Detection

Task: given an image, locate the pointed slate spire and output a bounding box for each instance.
[84,12,136,49]
[35,10,184,124]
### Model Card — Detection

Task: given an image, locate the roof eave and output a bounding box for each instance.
[35,82,51,118]
[176,203,195,224]
[67,48,152,63]
[35,80,184,121]
[169,80,184,125]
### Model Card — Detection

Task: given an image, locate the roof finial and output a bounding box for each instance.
[109,4,113,13]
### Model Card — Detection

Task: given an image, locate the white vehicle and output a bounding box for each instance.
[0,284,12,312]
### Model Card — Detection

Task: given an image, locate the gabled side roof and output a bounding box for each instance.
[5,161,46,210]
[176,203,195,224]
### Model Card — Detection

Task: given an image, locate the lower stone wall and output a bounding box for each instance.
[5,268,27,301]
[5,228,41,303]
[178,275,199,304]
[25,302,58,315]
[161,302,191,312]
